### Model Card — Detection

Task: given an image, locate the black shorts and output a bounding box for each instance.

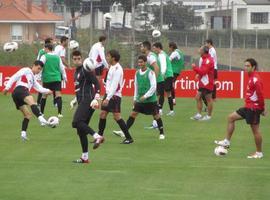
[164,77,173,92]
[43,81,61,91]
[214,69,218,79]
[101,95,121,113]
[198,88,213,97]
[173,73,179,82]
[95,65,105,76]
[133,102,159,115]
[72,98,95,128]
[12,86,30,109]
[236,107,263,125]
[157,82,165,96]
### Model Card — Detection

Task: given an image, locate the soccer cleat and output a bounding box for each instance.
[159,109,163,116]
[121,138,134,144]
[112,130,125,138]
[73,158,90,164]
[93,136,105,149]
[58,114,63,118]
[214,139,230,148]
[159,134,165,140]
[21,132,29,141]
[199,115,211,121]
[190,113,202,120]
[166,111,175,116]
[247,152,263,159]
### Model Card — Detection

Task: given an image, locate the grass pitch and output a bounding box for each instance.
[0,95,269,200]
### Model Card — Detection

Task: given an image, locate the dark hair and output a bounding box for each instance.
[99,35,106,42]
[153,42,163,49]
[44,43,53,51]
[245,58,258,70]
[202,45,209,54]
[108,49,120,62]
[60,36,68,43]
[72,50,82,57]
[44,37,52,44]
[138,55,147,62]
[142,41,151,50]
[33,60,44,68]
[169,42,177,50]
[205,39,213,45]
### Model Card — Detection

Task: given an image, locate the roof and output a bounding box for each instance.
[243,0,270,5]
[0,0,63,23]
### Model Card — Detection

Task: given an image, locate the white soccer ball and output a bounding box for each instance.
[152,29,161,38]
[3,42,18,52]
[214,146,228,156]
[83,58,96,71]
[48,116,59,128]
[152,120,158,128]
[69,40,79,49]
[90,99,99,109]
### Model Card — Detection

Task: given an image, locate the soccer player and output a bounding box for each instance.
[39,43,67,117]
[113,55,165,140]
[152,42,174,116]
[215,58,266,159]
[191,46,214,121]
[71,50,104,164]
[88,35,109,80]
[2,61,52,141]
[36,37,54,106]
[168,42,185,106]
[54,36,70,69]
[98,49,133,144]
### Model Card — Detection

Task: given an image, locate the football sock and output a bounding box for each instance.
[117,119,132,140]
[30,105,42,117]
[172,88,175,99]
[55,97,62,114]
[22,118,29,131]
[158,95,164,109]
[40,98,47,114]
[37,93,42,105]
[168,96,174,111]
[126,116,135,129]
[98,118,106,136]
[156,118,164,135]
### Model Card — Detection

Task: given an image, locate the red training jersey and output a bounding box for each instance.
[245,72,265,111]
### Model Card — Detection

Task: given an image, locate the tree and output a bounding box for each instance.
[152,1,203,30]
[114,0,148,27]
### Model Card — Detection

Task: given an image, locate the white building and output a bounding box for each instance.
[196,0,270,30]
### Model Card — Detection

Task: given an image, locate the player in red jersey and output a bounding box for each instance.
[215,58,267,159]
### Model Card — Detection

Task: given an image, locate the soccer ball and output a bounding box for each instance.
[152,120,158,128]
[47,116,59,128]
[152,29,161,38]
[90,99,99,109]
[83,58,96,71]
[3,42,18,52]
[214,146,228,156]
[69,40,79,50]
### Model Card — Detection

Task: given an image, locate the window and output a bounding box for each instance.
[251,12,268,24]
[11,24,23,41]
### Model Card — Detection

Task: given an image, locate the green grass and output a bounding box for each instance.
[0,95,269,200]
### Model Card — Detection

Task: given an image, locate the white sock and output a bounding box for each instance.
[256,152,263,155]
[93,133,100,139]
[224,138,230,143]
[21,131,27,137]
[82,152,88,160]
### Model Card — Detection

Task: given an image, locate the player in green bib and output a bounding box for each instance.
[39,43,67,117]
[169,42,185,105]
[153,42,175,116]
[113,55,165,140]
[36,37,54,106]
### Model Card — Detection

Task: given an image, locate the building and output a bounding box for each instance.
[0,0,63,43]
[196,0,270,30]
